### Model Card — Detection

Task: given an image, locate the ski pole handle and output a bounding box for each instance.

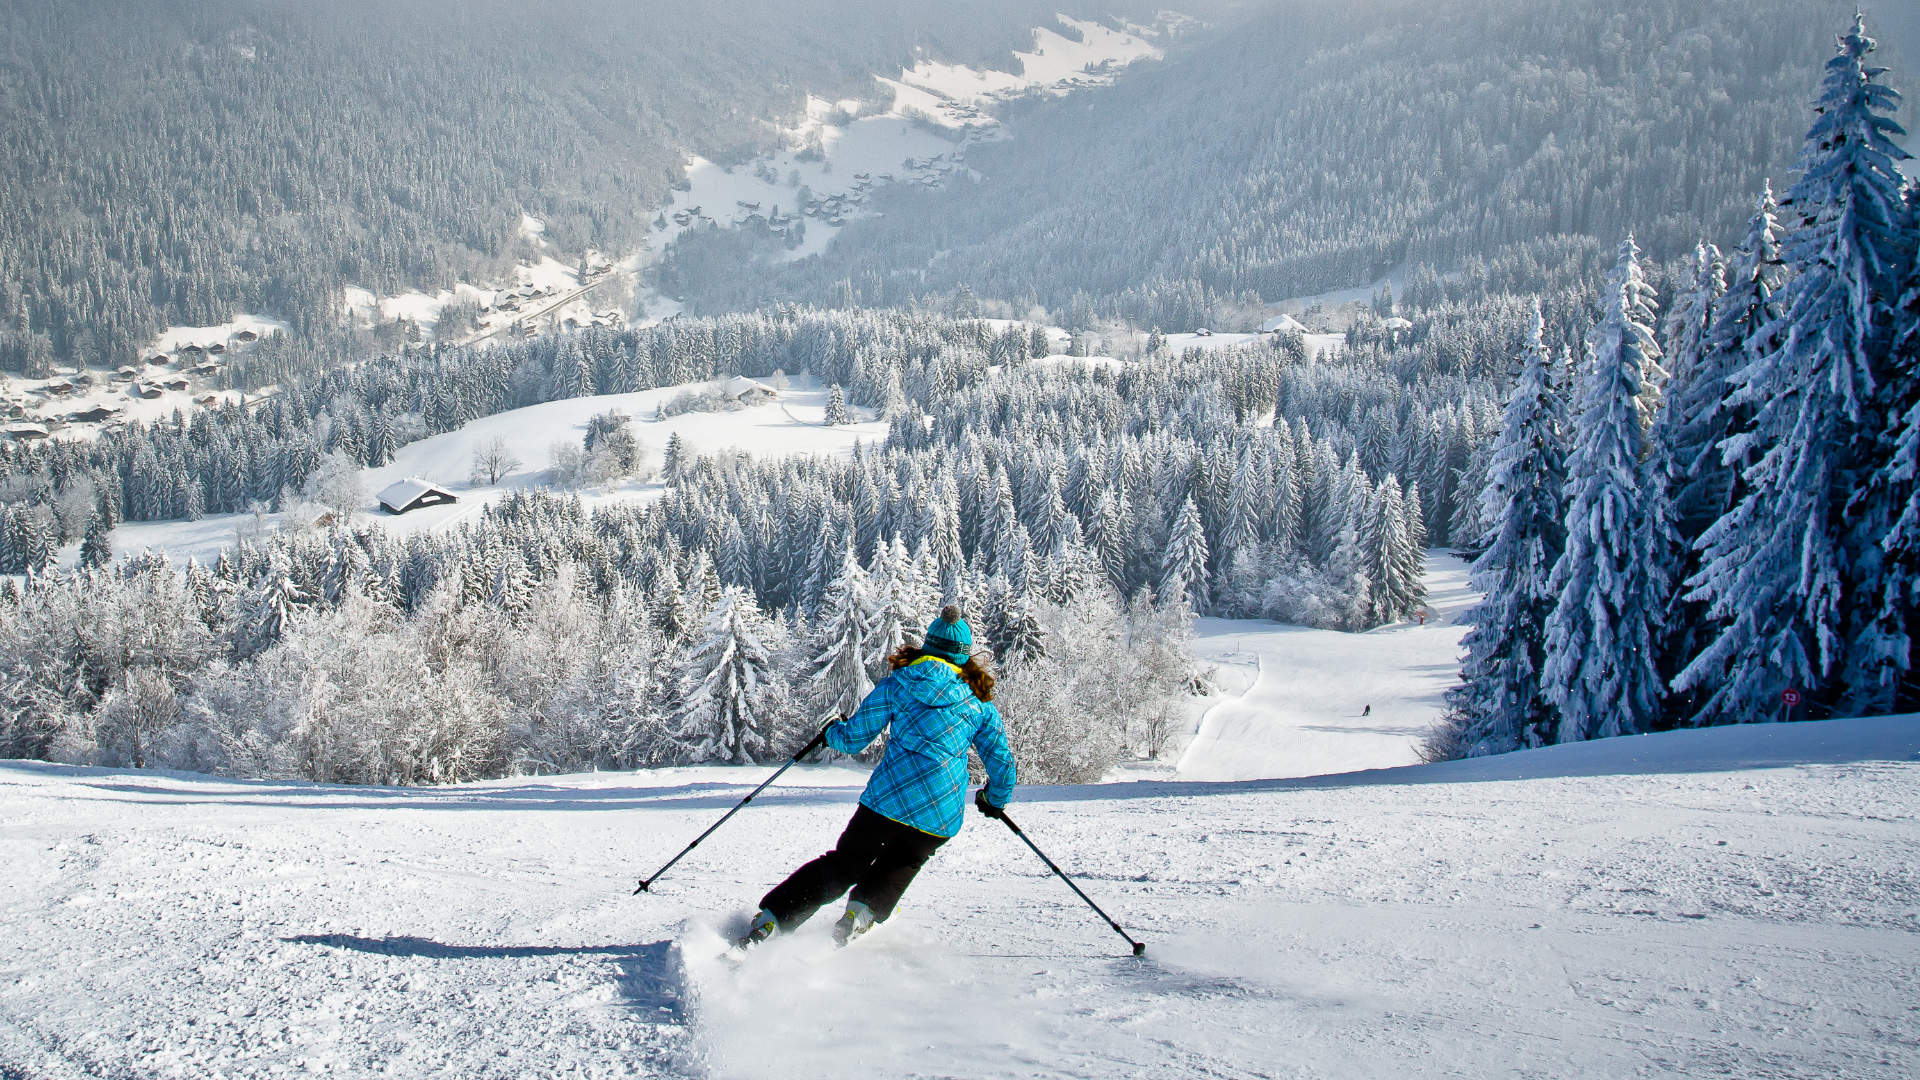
[797,720,834,760]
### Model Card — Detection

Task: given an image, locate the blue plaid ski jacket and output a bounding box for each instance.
[827,656,1016,838]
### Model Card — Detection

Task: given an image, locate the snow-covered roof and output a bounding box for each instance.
[378,477,457,514]
[3,423,51,440]
[1259,314,1308,334]
[1383,317,1414,330]
[722,376,777,398]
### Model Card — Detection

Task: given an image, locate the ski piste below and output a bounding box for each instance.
[2,715,1917,1079]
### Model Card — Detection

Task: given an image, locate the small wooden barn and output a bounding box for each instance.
[378,477,459,515]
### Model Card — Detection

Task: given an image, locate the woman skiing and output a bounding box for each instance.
[741,606,1016,948]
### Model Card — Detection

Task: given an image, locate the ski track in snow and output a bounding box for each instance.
[5,717,1920,1079]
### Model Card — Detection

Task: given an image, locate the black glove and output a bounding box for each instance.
[974,789,1007,820]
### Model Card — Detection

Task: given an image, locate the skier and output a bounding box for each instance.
[1362,704,1371,717]
[740,606,1016,948]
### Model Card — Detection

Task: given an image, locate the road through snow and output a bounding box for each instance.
[4,717,1918,1079]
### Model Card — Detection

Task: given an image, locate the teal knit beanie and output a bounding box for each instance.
[922,605,973,665]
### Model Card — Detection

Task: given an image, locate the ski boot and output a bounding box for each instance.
[734,908,780,951]
[830,901,875,948]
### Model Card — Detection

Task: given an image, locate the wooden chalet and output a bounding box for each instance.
[1259,314,1308,335]
[722,375,778,403]
[377,477,459,515]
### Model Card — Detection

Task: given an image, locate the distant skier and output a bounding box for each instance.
[1362,704,1371,717]
[740,606,1016,948]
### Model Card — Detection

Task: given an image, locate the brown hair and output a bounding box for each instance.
[888,644,995,703]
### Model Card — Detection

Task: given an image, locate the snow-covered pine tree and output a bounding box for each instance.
[1453,302,1570,753]
[1543,238,1667,744]
[1673,190,1781,550]
[1360,475,1423,625]
[1651,243,1727,722]
[234,556,310,661]
[806,544,874,722]
[1874,191,1920,711]
[672,586,790,764]
[545,339,594,402]
[1683,18,1915,721]
[865,536,922,669]
[824,383,851,426]
[1158,495,1210,611]
[1834,23,1920,714]
[79,509,113,571]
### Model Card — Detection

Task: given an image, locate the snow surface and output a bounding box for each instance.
[147,316,289,356]
[1158,328,1347,360]
[895,17,1162,107]
[1182,551,1477,780]
[4,716,1917,1078]
[105,377,887,563]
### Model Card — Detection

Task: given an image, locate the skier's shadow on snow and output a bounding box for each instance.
[286,934,686,1020]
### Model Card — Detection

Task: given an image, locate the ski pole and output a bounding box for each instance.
[633,720,835,895]
[996,809,1146,956]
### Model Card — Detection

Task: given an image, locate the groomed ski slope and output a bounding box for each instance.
[4,715,1918,1079]
[1182,551,1478,780]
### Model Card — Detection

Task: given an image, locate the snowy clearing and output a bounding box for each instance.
[4,716,1917,1078]
[105,377,887,564]
[1182,551,1476,780]
[1158,328,1347,360]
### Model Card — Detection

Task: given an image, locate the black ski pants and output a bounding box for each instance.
[759,804,948,928]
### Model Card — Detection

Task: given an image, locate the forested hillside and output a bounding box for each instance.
[0,0,1178,372]
[660,0,1905,328]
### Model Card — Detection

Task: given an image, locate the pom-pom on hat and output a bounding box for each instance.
[922,605,973,665]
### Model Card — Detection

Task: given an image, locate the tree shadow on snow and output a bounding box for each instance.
[285,934,687,1021]
[1036,714,1920,803]
[53,774,859,815]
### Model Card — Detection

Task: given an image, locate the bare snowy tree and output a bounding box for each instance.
[470,436,523,486]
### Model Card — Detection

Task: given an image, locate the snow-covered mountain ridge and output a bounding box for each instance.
[4,715,1915,1078]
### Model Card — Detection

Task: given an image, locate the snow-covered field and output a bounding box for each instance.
[1182,552,1476,780]
[105,378,887,564]
[5,715,1917,1079]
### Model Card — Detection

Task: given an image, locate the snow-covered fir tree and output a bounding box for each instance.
[1682,18,1916,720]
[1875,203,1920,711]
[1450,303,1570,753]
[1649,242,1727,720]
[806,544,875,723]
[1542,238,1668,744]
[824,383,851,425]
[1359,475,1424,626]
[671,586,791,764]
[1158,495,1210,611]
